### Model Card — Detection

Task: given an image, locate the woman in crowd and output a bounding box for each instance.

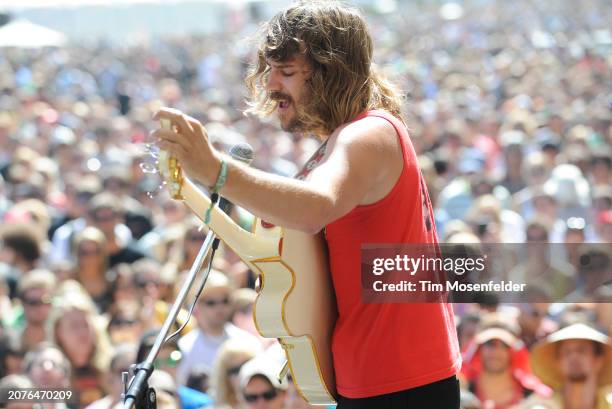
[209,338,263,409]
[74,227,113,312]
[48,289,112,407]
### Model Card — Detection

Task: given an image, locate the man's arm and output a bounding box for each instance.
[154,109,402,234]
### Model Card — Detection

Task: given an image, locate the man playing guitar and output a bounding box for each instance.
[153,1,461,407]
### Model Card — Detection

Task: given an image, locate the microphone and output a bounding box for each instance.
[230,142,254,166]
[217,142,254,215]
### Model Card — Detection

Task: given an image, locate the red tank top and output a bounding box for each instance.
[325,110,461,398]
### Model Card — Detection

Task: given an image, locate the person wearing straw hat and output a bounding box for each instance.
[512,323,612,409]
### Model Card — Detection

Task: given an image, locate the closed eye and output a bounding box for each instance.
[281,72,296,77]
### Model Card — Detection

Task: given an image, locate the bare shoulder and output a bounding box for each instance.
[324,114,404,204]
[334,115,398,148]
[326,116,401,168]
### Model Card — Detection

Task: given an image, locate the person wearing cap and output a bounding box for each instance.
[512,323,612,409]
[461,327,545,409]
[238,357,287,409]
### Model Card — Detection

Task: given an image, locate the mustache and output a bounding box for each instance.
[269,92,292,103]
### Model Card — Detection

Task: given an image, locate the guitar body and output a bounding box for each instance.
[251,222,337,404]
[158,151,338,404]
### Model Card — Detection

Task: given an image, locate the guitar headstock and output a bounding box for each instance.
[157,119,185,200]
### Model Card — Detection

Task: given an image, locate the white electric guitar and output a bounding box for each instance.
[156,120,338,405]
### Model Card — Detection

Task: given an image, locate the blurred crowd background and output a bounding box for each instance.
[0,0,610,408]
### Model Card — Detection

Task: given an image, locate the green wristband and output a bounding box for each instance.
[212,159,228,194]
[204,159,228,225]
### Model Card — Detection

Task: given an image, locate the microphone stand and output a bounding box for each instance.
[122,228,219,409]
[123,142,253,409]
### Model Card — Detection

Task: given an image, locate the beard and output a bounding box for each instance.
[271,90,313,133]
[566,372,589,383]
[280,109,305,133]
[483,363,509,375]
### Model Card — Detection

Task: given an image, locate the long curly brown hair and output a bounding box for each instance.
[245,0,404,136]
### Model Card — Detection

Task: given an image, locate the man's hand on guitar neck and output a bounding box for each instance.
[153,107,223,189]
[152,107,403,235]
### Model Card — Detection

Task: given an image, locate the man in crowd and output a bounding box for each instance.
[177,270,259,385]
[465,327,543,409]
[515,323,612,409]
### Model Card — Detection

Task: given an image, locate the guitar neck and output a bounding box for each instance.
[179,177,278,261]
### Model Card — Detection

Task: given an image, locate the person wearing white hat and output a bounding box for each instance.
[464,327,546,409]
[238,356,288,409]
[511,323,612,409]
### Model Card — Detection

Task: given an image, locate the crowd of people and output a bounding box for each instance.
[0,0,610,408]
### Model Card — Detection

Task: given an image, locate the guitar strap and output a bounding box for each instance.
[294,138,330,181]
[259,138,330,230]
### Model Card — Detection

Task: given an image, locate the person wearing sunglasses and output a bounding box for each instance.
[16,269,56,350]
[238,357,287,409]
[107,303,143,345]
[177,270,260,386]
